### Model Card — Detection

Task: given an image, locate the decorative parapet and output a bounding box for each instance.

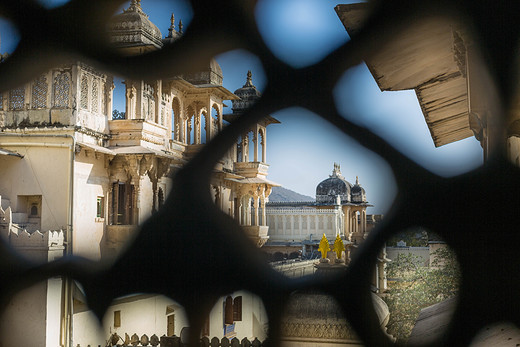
[280,322,358,341]
[265,208,342,215]
[105,333,264,347]
[7,228,65,250]
[270,259,317,278]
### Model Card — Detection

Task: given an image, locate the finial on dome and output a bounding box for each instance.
[243,70,254,87]
[167,13,176,38]
[126,0,144,14]
[331,162,342,178]
[179,19,184,33]
[356,176,359,185]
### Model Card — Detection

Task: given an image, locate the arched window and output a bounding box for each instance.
[189,115,195,145]
[248,130,255,162]
[211,104,220,135]
[30,204,38,216]
[201,110,207,144]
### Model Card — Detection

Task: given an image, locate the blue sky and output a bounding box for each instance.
[0,0,483,214]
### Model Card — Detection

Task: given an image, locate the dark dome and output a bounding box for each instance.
[316,163,352,204]
[316,177,351,196]
[351,176,367,203]
[232,71,261,115]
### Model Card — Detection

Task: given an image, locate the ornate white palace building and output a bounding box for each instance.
[0,2,279,346]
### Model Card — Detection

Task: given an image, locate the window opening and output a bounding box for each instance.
[113,310,121,327]
[112,182,134,225]
[96,196,105,218]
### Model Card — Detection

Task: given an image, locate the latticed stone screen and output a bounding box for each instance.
[32,75,47,109]
[91,78,98,114]
[101,83,107,116]
[8,87,24,110]
[80,74,89,110]
[53,71,70,108]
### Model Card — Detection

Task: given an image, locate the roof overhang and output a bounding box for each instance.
[78,142,115,156]
[223,114,281,127]
[225,176,281,187]
[168,78,239,101]
[109,145,180,160]
[335,4,474,147]
[0,148,23,158]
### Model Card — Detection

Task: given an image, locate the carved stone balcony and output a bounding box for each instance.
[241,225,269,247]
[234,162,269,178]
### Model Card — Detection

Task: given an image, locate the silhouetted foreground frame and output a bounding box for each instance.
[0,0,519,346]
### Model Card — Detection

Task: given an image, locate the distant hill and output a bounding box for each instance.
[269,186,314,202]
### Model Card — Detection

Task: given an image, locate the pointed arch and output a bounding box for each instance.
[211,103,221,136]
[200,107,209,144]
[185,104,195,145]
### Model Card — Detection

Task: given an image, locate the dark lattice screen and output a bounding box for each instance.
[1,0,520,346]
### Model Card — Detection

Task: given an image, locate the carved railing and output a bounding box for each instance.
[105,334,264,347]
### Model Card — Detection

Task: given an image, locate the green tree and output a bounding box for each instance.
[383,247,460,343]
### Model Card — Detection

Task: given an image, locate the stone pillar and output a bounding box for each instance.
[207,102,213,141]
[262,128,267,163]
[298,215,302,238]
[125,81,136,119]
[362,210,367,233]
[253,128,258,162]
[290,215,294,238]
[254,196,259,226]
[282,214,286,236]
[261,196,266,226]
[242,134,247,162]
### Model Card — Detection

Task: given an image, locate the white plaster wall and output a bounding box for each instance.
[46,278,64,347]
[100,295,188,339]
[0,142,70,231]
[0,281,50,347]
[73,310,107,347]
[73,149,109,260]
[266,209,343,242]
[139,175,154,223]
